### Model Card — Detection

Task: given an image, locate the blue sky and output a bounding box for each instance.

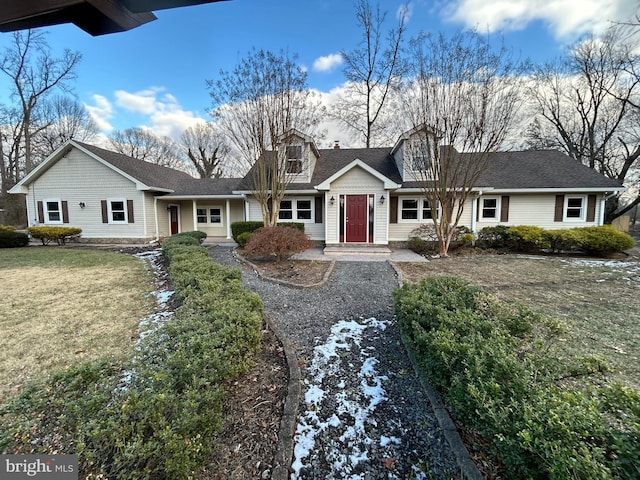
[0,0,637,146]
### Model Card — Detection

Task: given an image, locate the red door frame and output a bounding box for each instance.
[345,195,368,242]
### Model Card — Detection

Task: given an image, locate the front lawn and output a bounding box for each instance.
[0,247,155,401]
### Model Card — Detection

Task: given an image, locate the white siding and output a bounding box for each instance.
[27,149,150,239]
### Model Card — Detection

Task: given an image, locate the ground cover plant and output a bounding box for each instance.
[0,232,264,479]
[0,247,155,401]
[395,276,640,479]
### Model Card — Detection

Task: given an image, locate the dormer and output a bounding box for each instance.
[277,129,320,183]
[391,125,439,181]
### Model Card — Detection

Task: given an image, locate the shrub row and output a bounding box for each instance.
[477,224,635,255]
[28,226,82,245]
[0,224,16,232]
[0,229,28,248]
[394,276,640,479]
[231,220,304,244]
[0,231,264,479]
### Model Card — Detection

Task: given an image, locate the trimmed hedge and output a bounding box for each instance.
[395,276,640,479]
[0,224,16,232]
[0,233,263,479]
[477,225,635,256]
[231,221,304,243]
[0,230,29,248]
[28,226,82,245]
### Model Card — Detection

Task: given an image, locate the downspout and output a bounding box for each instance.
[599,192,618,226]
[153,196,159,241]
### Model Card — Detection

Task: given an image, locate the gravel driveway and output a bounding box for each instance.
[208,246,459,479]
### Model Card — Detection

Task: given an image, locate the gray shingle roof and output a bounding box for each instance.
[168,177,244,196]
[76,141,193,190]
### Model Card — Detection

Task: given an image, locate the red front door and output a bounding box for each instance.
[346,195,368,242]
[169,206,179,235]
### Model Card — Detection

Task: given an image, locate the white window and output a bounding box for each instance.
[286,145,303,174]
[196,206,222,225]
[480,197,500,221]
[564,196,585,221]
[44,199,62,224]
[408,138,432,172]
[422,199,439,220]
[108,199,127,224]
[400,198,439,221]
[278,198,314,222]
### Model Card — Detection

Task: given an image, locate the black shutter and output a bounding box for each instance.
[37,201,44,223]
[315,196,323,224]
[127,200,134,223]
[101,200,108,223]
[554,195,564,222]
[62,201,69,223]
[500,196,510,222]
[586,195,596,222]
[390,196,398,224]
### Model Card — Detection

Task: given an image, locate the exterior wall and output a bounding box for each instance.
[245,196,325,241]
[389,192,606,241]
[325,166,387,245]
[156,199,245,239]
[474,193,604,230]
[25,149,151,239]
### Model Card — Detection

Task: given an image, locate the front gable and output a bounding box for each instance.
[315,159,401,191]
[277,129,320,184]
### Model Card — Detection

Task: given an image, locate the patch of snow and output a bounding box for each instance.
[380,435,401,447]
[291,316,394,479]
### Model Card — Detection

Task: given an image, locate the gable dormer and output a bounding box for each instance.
[391,125,438,181]
[277,129,320,183]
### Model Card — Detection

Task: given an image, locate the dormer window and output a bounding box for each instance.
[286,145,303,174]
[408,138,433,172]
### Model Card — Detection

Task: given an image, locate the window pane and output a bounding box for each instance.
[113,212,125,221]
[280,200,292,209]
[402,199,418,209]
[48,212,61,222]
[279,210,293,219]
[297,200,311,210]
[46,201,59,211]
[422,200,433,219]
[286,145,302,158]
[483,199,497,208]
[111,201,124,211]
[402,210,418,220]
[209,208,221,223]
[567,198,582,208]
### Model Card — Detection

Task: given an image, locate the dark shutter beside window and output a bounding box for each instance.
[101,200,108,223]
[390,196,398,223]
[586,194,596,222]
[554,195,565,222]
[62,201,69,224]
[500,196,510,222]
[315,196,323,224]
[127,200,134,223]
[37,201,44,223]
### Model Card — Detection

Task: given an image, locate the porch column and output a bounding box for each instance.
[598,195,606,226]
[153,196,159,240]
[470,194,479,234]
[192,199,197,232]
[226,199,232,239]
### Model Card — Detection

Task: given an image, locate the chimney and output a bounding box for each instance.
[333,140,340,149]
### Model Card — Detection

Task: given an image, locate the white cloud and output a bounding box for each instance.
[313,53,343,73]
[84,94,114,132]
[443,0,637,39]
[114,87,163,115]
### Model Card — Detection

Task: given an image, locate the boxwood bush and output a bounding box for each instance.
[0,229,29,248]
[0,232,263,479]
[395,276,639,479]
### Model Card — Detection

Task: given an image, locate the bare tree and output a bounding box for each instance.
[0,29,81,174]
[207,49,325,226]
[400,30,525,256]
[32,95,100,161]
[528,28,640,222]
[332,0,408,147]
[108,127,183,169]
[179,122,229,178]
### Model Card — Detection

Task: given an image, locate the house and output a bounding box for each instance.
[9,130,624,246]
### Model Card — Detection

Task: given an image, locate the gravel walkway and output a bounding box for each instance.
[208,246,459,479]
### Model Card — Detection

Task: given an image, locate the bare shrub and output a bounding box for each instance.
[244,226,312,262]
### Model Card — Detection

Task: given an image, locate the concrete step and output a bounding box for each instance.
[323,245,392,256]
